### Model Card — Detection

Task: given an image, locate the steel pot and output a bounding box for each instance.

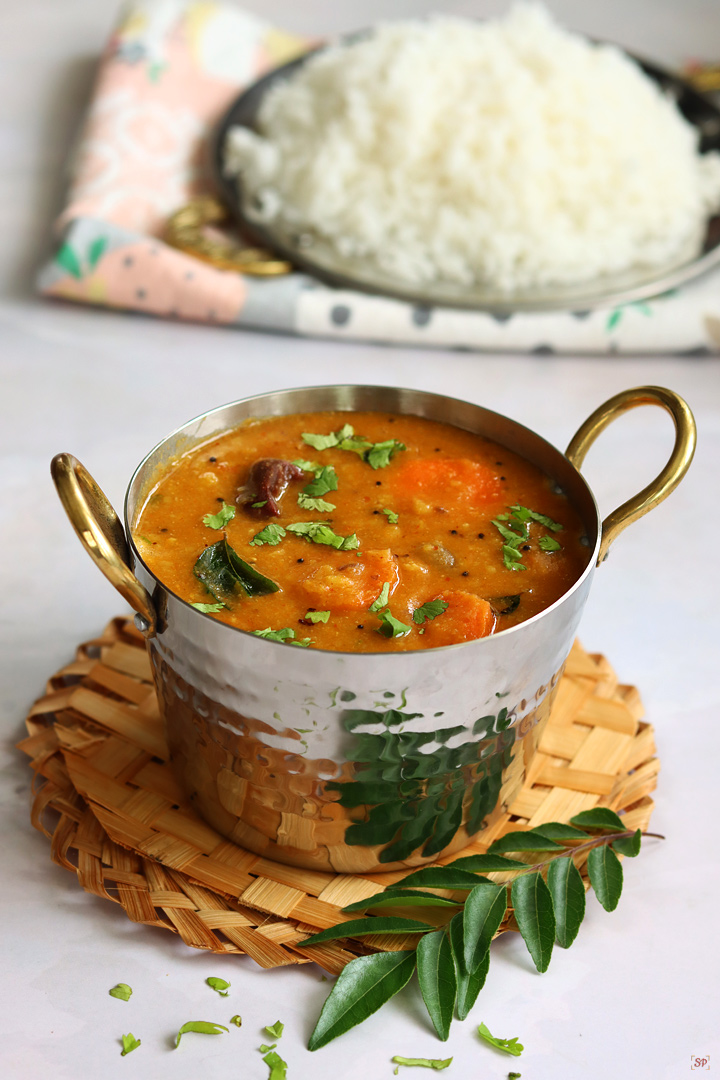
[51,385,695,873]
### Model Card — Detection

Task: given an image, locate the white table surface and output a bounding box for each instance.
[2,1,719,1078]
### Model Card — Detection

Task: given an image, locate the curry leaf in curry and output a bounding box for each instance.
[286,521,359,550]
[250,523,286,546]
[305,823,658,1050]
[194,539,279,601]
[202,501,236,529]
[412,599,449,624]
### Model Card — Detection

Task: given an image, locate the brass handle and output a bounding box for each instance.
[566,386,696,565]
[51,453,157,636]
[165,196,293,276]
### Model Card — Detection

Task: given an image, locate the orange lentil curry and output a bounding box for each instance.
[134,411,590,651]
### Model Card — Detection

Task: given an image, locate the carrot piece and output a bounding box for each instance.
[300,549,399,611]
[392,458,503,508]
[418,590,496,645]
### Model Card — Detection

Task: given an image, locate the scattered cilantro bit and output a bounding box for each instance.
[381,507,399,524]
[250,523,286,546]
[259,1043,277,1052]
[412,599,449,624]
[369,582,391,612]
[264,1020,285,1039]
[391,1057,453,1071]
[477,1021,524,1057]
[301,424,405,468]
[175,1021,229,1046]
[509,505,562,531]
[302,465,338,497]
[262,1049,288,1080]
[252,627,311,647]
[206,976,230,996]
[538,535,562,552]
[305,610,331,623]
[375,608,413,639]
[203,501,236,529]
[230,1015,242,1027]
[302,423,355,451]
[109,983,132,1001]
[508,1074,522,1079]
[297,493,336,512]
[492,504,563,571]
[366,439,406,470]
[286,521,359,550]
[252,500,267,508]
[292,458,320,472]
[191,602,226,613]
[120,1033,141,1056]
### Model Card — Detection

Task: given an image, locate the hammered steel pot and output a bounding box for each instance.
[52,385,695,873]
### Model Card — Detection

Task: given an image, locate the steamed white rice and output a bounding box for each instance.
[224,3,720,291]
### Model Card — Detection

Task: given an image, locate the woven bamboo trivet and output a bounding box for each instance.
[18,617,659,975]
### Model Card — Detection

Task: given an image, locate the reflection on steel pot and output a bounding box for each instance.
[51,385,695,873]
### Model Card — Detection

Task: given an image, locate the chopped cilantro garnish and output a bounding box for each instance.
[203,501,236,529]
[206,976,230,996]
[391,1056,453,1071]
[191,602,226,613]
[264,1020,285,1039]
[304,610,331,623]
[109,983,132,1001]
[477,1021,524,1056]
[303,465,338,497]
[538,534,562,552]
[252,627,311,646]
[302,424,405,468]
[262,1048,288,1080]
[381,507,399,523]
[369,582,391,612]
[492,504,563,570]
[509,504,562,531]
[251,500,267,508]
[250,523,286,546]
[366,439,406,470]
[286,521,359,550]
[412,599,449,624]
[375,608,413,639]
[301,423,355,451]
[297,493,336,512]
[175,1021,229,1046]
[259,1043,277,1053]
[120,1033,141,1056]
[292,458,320,472]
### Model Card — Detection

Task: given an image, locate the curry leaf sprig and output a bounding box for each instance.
[305,809,662,1050]
[492,504,563,572]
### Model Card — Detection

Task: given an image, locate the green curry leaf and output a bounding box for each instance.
[308,951,417,1051]
[416,929,456,1041]
[194,539,279,601]
[511,873,555,973]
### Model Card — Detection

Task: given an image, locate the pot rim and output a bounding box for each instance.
[124,383,601,655]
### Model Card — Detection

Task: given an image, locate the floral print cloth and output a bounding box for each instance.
[37,0,720,354]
